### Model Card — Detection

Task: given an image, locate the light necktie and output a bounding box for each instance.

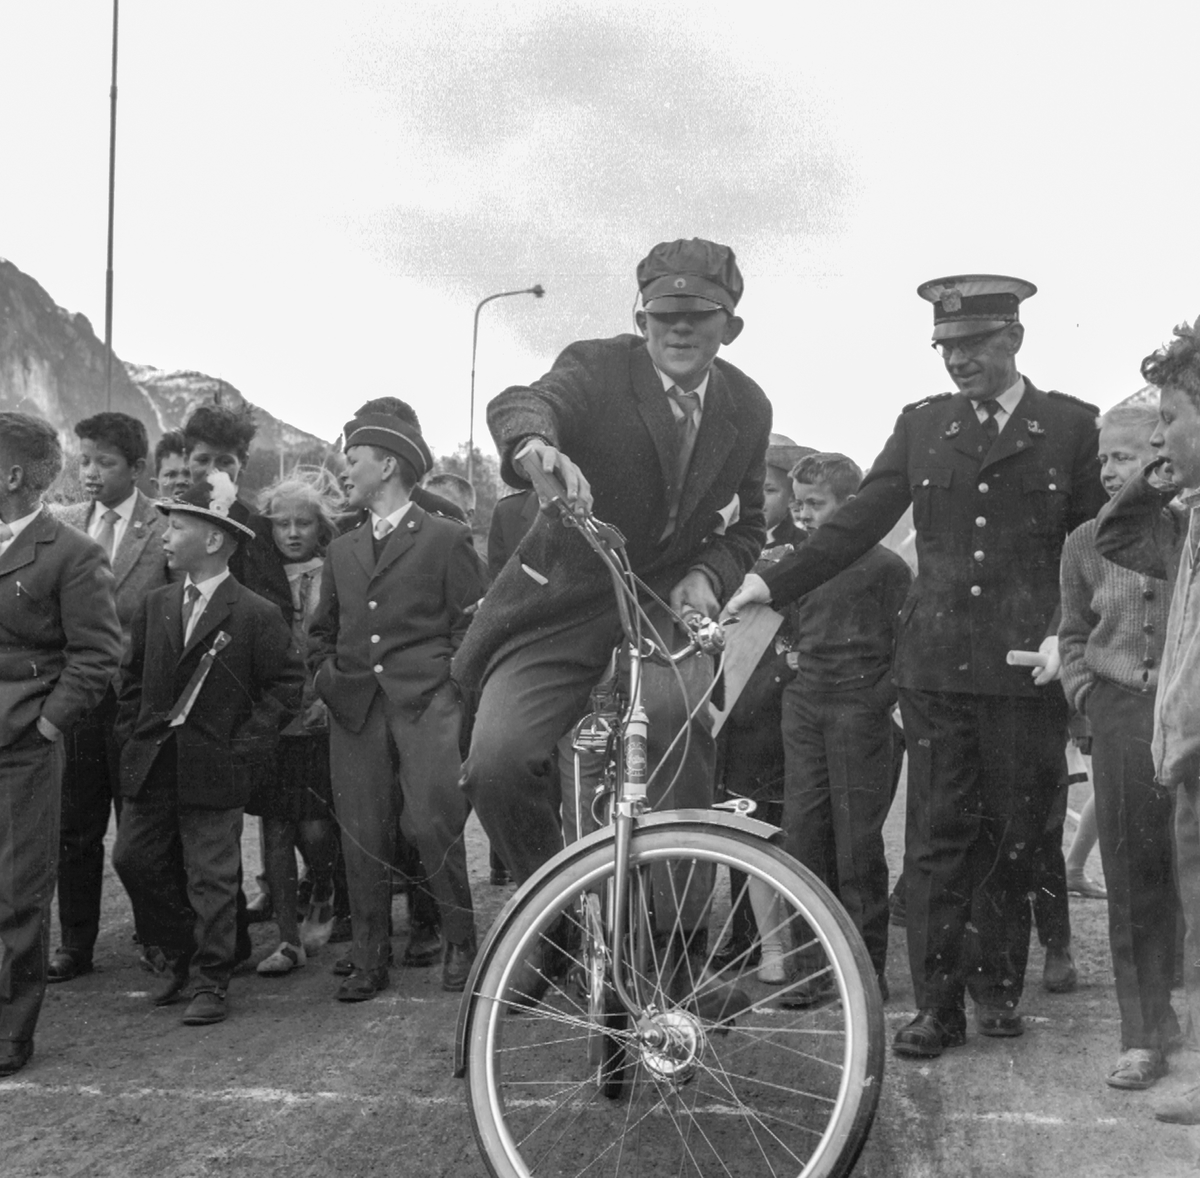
[980,398,1002,447]
[374,518,394,541]
[182,583,203,644]
[663,388,701,538]
[95,508,120,559]
[0,521,12,550]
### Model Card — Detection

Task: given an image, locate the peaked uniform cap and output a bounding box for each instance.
[156,470,255,539]
[917,274,1037,341]
[341,413,433,480]
[637,238,744,315]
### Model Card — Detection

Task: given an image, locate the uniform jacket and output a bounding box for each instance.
[0,507,123,748]
[761,381,1106,696]
[54,490,171,674]
[454,334,772,691]
[308,503,486,733]
[114,575,303,808]
[487,489,539,582]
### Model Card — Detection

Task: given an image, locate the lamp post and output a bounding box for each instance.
[103,0,120,409]
[468,284,545,485]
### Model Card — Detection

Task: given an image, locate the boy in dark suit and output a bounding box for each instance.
[49,411,171,982]
[0,411,122,1074]
[309,402,484,1000]
[112,472,303,1025]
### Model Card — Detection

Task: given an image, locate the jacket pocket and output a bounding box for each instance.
[909,467,953,532]
[1022,471,1072,535]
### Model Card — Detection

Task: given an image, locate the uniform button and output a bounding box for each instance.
[978,482,989,493]
[1048,483,1057,491]
[368,600,377,610]
[1144,589,1155,600]
[970,585,982,597]
[1144,623,1155,634]
[922,478,930,486]
[975,516,987,527]
[974,550,985,562]
[370,634,380,643]
[373,664,383,674]
[1143,657,1155,668]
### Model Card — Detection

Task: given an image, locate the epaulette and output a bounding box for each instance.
[901,392,954,414]
[1046,389,1101,414]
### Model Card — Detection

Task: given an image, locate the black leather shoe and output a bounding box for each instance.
[328,915,353,944]
[336,966,389,1002]
[47,950,93,983]
[151,955,193,1006]
[244,892,273,925]
[334,943,393,977]
[893,1009,968,1058]
[442,935,478,993]
[0,1040,33,1076]
[182,990,227,1025]
[976,1006,1024,1037]
[779,971,837,1010]
[402,925,443,968]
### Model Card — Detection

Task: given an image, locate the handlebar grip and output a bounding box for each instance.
[517,449,571,507]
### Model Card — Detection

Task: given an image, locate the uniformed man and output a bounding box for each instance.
[727,275,1106,1058]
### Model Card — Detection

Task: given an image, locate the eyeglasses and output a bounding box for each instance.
[930,326,1010,360]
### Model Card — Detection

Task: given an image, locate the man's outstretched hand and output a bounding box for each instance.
[721,572,771,620]
[520,440,593,516]
[670,569,720,624]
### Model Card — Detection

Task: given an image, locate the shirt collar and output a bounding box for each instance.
[653,365,710,409]
[4,504,45,542]
[184,568,231,600]
[995,374,1025,415]
[371,500,413,533]
[91,489,138,527]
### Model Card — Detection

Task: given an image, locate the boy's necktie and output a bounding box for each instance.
[95,509,120,559]
[181,583,202,644]
[663,388,701,539]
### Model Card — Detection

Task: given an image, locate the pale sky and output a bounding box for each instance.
[4,1,1199,469]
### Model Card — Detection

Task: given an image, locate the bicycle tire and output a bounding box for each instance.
[463,825,884,1178]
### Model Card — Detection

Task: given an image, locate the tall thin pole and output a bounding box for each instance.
[468,284,544,484]
[104,0,120,409]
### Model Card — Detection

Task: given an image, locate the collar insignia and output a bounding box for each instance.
[943,421,961,438]
[1024,419,1045,435]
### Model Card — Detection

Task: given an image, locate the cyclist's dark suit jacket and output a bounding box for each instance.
[760,379,1106,1014]
[454,333,771,885]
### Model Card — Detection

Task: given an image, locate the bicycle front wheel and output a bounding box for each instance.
[463,824,884,1178]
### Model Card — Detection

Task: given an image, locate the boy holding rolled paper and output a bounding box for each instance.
[112,472,303,1025]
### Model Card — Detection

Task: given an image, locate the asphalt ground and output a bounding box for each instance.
[3,772,1200,1177]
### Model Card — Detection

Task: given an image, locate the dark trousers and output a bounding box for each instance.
[1030,781,1071,951]
[56,689,120,960]
[782,679,894,975]
[899,687,1068,1012]
[1089,681,1178,1050]
[112,744,243,993]
[330,682,473,971]
[0,732,64,1045]
[465,605,714,888]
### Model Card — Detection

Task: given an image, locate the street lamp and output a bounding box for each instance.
[468,284,545,484]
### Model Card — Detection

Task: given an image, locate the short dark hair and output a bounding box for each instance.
[0,411,63,494]
[183,402,257,463]
[154,430,187,473]
[354,397,421,431]
[74,412,148,467]
[790,452,863,503]
[1141,316,1200,405]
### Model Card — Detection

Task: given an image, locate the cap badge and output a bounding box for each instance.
[941,289,962,313]
[943,421,961,438]
[1024,419,1045,435]
[673,278,687,289]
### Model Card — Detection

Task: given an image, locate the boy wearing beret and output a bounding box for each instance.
[112,472,303,1025]
[308,399,484,1000]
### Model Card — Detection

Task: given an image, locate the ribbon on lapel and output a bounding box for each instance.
[168,630,231,727]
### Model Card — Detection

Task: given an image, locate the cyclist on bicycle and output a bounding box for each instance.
[456,237,771,914]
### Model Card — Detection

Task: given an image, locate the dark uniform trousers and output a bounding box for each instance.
[782,678,895,977]
[1089,680,1178,1050]
[0,732,65,1044]
[57,688,120,960]
[330,681,474,971]
[112,739,243,994]
[900,687,1068,1012]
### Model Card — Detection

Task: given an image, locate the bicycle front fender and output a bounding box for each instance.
[453,808,783,1077]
